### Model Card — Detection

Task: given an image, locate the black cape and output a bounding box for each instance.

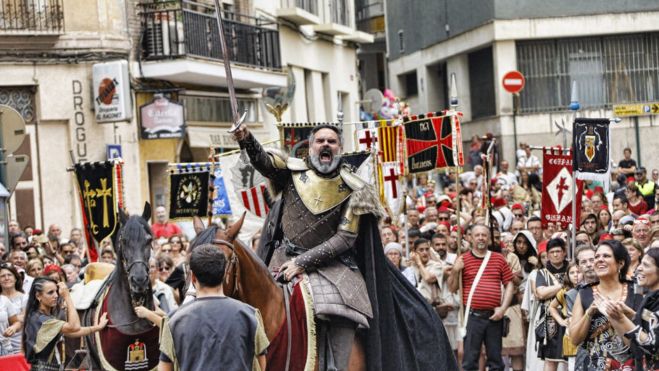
[257,199,458,371]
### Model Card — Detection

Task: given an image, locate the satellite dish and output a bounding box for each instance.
[263,70,296,108]
[363,89,384,114]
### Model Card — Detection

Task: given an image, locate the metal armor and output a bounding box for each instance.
[240,133,373,327]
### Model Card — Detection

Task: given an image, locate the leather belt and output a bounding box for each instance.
[469,309,495,318]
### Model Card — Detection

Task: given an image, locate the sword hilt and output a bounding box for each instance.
[227,111,248,133]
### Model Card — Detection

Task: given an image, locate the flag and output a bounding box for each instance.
[212,167,232,216]
[74,161,118,245]
[239,184,269,217]
[356,127,379,151]
[279,123,314,157]
[169,169,210,219]
[541,148,584,229]
[344,151,376,185]
[231,150,269,218]
[404,113,463,173]
[380,161,403,217]
[573,118,610,189]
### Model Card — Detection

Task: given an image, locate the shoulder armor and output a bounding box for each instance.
[340,165,366,191]
[287,157,308,171]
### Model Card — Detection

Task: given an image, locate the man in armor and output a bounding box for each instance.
[234,123,374,370]
[233,123,457,371]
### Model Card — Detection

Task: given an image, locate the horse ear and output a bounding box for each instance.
[225,212,246,242]
[118,208,128,225]
[142,202,152,222]
[192,216,205,234]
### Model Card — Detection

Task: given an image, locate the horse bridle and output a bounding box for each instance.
[212,238,241,297]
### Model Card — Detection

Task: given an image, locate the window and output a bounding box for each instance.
[400,70,418,98]
[181,94,258,123]
[517,33,659,113]
[468,47,496,119]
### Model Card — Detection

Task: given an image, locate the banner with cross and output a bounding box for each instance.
[403,112,464,174]
[74,161,119,244]
[354,120,382,152]
[541,147,584,229]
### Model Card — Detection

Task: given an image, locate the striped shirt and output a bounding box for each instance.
[461,251,513,310]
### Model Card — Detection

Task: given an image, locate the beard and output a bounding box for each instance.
[309,147,341,175]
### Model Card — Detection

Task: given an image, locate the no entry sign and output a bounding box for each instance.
[502,70,525,94]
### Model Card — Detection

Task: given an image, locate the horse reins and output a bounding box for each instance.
[212,238,241,297]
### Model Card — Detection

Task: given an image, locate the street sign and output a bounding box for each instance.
[4,154,29,193]
[613,102,659,117]
[502,71,526,94]
[0,105,26,154]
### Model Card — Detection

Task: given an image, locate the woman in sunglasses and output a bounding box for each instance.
[168,235,187,268]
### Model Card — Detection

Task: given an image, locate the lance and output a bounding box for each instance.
[213,0,247,133]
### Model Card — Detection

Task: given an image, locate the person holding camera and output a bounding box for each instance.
[22,277,108,369]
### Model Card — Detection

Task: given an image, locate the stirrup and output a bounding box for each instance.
[65,348,93,370]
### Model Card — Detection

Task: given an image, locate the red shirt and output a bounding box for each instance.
[151,222,182,239]
[461,250,513,310]
[628,199,648,216]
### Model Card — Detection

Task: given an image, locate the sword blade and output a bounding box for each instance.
[213,0,244,132]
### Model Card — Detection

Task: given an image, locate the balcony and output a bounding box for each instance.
[356,2,384,35]
[0,0,64,34]
[139,0,286,89]
[313,0,352,36]
[277,0,320,25]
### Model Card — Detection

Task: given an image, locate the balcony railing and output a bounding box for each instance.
[281,0,318,16]
[140,0,281,70]
[0,0,64,33]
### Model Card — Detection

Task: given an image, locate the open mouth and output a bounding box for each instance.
[320,148,333,163]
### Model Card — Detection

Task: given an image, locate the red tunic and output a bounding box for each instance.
[150,222,182,239]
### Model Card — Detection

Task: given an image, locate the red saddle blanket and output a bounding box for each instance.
[96,292,160,371]
[0,354,30,371]
[266,279,316,371]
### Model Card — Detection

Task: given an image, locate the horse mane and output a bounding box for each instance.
[189,224,221,252]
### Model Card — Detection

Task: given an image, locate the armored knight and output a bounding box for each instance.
[234,123,380,370]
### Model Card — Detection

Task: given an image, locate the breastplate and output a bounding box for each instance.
[281,180,347,249]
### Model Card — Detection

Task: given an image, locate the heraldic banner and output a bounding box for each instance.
[404,113,463,174]
[541,148,583,229]
[74,161,119,250]
[573,118,611,188]
[169,167,210,219]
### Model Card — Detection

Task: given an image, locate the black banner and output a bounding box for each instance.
[573,118,610,182]
[74,162,118,243]
[404,116,457,173]
[169,171,210,219]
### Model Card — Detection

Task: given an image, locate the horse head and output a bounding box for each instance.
[113,202,153,308]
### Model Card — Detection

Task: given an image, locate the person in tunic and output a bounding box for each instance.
[159,245,269,371]
[534,238,569,368]
[569,240,643,371]
[22,277,108,369]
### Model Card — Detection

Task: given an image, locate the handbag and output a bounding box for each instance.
[458,250,491,338]
[533,269,555,344]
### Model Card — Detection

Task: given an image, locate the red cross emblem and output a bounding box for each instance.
[284,128,297,148]
[406,117,453,170]
[383,167,398,198]
[358,129,378,150]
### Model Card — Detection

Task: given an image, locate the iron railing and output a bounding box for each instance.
[281,0,317,16]
[0,0,64,33]
[140,0,281,70]
[517,32,659,113]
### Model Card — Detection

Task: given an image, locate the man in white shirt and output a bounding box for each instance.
[496,160,518,190]
[517,144,540,174]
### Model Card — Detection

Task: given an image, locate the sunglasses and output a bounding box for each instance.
[161,249,171,253]
[171,240,181,244]
[159,266,171,272]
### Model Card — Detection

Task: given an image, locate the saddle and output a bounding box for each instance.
[70,262,115,310]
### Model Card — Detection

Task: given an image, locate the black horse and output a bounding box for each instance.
[69,203,160,371]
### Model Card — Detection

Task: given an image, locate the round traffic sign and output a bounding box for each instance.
[0,105,26,154]
[502,70,525,94]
